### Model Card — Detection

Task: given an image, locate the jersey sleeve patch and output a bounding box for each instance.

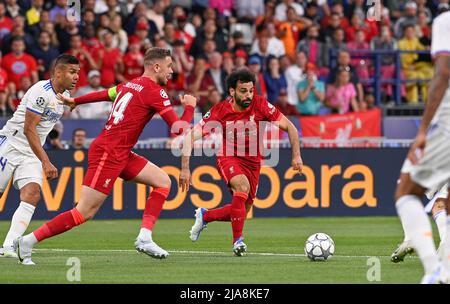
[27,96,47,114]
[160,89,168,99]
[163,100,171,107]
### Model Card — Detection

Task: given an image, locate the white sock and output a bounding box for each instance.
[433,210,447,244]
[396,195,439,274]
[3,202,35,248]
[22,232,38,247]
[138,228,152,242]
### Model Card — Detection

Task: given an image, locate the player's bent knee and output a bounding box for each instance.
[20,190,41,205]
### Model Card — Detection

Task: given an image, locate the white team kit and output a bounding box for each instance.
[0,80,69,192]
[401,11,450,191]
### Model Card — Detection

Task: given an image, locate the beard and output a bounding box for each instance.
[235,95,252,108]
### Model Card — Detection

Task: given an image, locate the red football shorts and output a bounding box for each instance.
[216,156,261,205]
[83,144,148,195]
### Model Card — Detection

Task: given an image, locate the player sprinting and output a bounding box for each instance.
[0,55,80,258]
[391,183,447,262]
[394,11,450,283]
[14,47,196,265]
[179,69,303,256]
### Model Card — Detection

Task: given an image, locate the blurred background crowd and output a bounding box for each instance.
[0,0,445,121]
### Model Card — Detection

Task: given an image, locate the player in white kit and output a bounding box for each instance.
[395,11,450,283]
[0,54,79,258]
[391,183,448,262]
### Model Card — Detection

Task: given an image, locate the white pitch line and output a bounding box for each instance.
[33,248,418,259]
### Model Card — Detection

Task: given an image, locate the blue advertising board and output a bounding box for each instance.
[0,148,408,220]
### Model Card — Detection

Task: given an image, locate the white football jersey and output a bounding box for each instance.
[0,80,70,155]
[430,11,450,129]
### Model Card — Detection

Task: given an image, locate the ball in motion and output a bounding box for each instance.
[304,233,335,261]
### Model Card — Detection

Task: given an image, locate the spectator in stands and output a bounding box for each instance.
[234,0,264,23]
[124,2,158,39]
[209,0,233,16]
[202,51,228,100]
[109,14,129,54]
[323,12,345,42]
[0,52,9,116]
[187,57,209,111]
[169,39,193,97]
[190,18,227,58]
[25,0,43,27]
[394,1,418,39]
[56,19,82,53]
[147,0,167,36]
[297,63,325,116]
[234,49,247,70]
[370,25,406,102]
[2,15,35,54]
[264,56,288,104]
[275,0,304,22]
[49,0,67,25]
[123,36,144,81]
[250,35,276,73]
[174,14,194,52]
[227,31,246,54]
[67,33,98,88]
[43,123,66,150]
[278,6,312,61]
[248,55,267,98]
[98,29,124,87]
[222,51,234,75]
[416,0,433,22]
[285,51,306,106]
[71,70,111,119]
[347,30,370,81]
[275,88,300,116]
[398,24,433,103]
[326,28,348,55]
[5,0,24,19]
[304,2,322,24]
[9,75,31,111]
[327,50,365,105]
[203,87,222,113]
[2,36,37,93]
[345,13,378,44]
[31,30,59,80]
[0,3,13,43]
[82,24,103,60]
[297,24,329,75]
[325,69,359,114]
[69,128,88,150]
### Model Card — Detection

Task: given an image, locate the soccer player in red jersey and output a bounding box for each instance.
[179,69,303,256]
[14,48,196,265]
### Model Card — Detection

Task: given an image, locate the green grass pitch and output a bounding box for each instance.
[0,216,429,284]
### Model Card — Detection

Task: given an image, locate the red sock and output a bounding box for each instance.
[230,192,248,243]
[33,208,86,242]
[204,204,231,222]
[141,187,169,230]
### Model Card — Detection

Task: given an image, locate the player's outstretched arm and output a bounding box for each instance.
[162,94,196,136]
[408,55,450,164]
[179,124,203,192]
[57,86,118,110]
[24,111,58,180]
[273,114,303,174]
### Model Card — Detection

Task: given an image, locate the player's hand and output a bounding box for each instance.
[408,131,426,165]
[180,94,197,108]
[42,160,58,180]
[179,168,191,192]
[56,93,76,110]
[292,155,303,174]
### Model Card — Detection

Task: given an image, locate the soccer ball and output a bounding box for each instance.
[304,233,335,261]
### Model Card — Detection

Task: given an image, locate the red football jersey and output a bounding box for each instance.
[199,95,282,164]
[93,77,177,158]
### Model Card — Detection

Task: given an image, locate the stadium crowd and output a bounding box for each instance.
[0,0,446,120]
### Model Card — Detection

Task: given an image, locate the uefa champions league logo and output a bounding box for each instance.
[366,0,382,22]
[66,0,81,23]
